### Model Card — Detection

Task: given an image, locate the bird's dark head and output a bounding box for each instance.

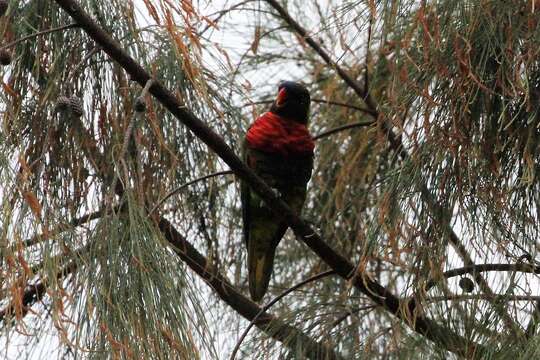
[269,81,310,124]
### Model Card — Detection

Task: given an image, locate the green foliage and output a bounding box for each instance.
[1,0,540,359]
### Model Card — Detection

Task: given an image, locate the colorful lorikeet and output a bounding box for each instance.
[242,81,314,302]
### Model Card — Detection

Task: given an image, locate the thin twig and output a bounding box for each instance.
[229,270,336,360]
[425,263,540,292]
[18,208,107,249]
[426,294,540,303]
[0,23,79,50]
[364,11,374,96]
[0,260,78,324]
[67,45,102,83]
[314,121,374,140]
[148,170,233,215]
[243,98,376,115]
[330,305,375,329]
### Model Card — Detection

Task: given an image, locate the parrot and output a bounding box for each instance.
[241,81,314,302]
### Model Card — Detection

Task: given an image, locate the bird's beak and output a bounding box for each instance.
[275,88,287,107]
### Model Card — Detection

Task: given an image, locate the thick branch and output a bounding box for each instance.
[158,218,343,360]
[52,1,485,357]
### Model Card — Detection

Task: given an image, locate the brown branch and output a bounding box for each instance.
[426,294,540,303]
[52,1,486,357]
[157,218,344,360]
[425,263,540,292]
[314,121,374,140]
[230,270,336,360]
[364,11,374,94]
[263,0,521,337]
[20,209,105,249]
[0,260,77,324]
[149,170,234,215]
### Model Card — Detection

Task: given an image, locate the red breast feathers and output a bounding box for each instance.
[245,112,314,156]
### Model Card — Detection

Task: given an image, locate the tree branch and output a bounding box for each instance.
[149,170,233,215]
[244,98,376,115]
[314,121,374,140]
[0,260,77,324]
[19,209,105,249]
[0,23,79,51]
[51,1,486,357]
[230,270,336,360]
[157,218,344,360]
[425,262,540,292]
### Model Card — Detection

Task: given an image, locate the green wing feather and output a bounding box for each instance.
[241,143,313,302]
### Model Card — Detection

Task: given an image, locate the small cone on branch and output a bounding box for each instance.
[458,277,475,293]
[69,96,84,117]
[0,49,12,66]
[55,96,71,113]
[0,0,8,17]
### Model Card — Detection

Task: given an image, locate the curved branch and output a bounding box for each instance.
[0,23,79,51]
[425,263,540,292]
[426,294,540,303]
[330,305,376,329]
[311,98,377,115]
[149,170,233,215]
[158,218,344,360]
[230,270,336,360]
[314,121,374,140]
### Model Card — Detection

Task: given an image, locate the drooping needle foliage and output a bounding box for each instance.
[1,0,540,359]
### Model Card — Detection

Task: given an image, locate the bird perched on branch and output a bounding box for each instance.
[242,81,314,302]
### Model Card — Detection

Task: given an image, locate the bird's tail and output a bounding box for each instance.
[247,225,286,302]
